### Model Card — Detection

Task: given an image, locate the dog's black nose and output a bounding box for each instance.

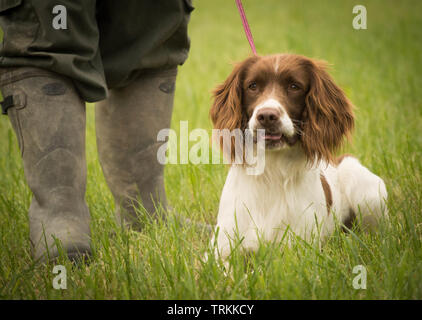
[256,108,281,126]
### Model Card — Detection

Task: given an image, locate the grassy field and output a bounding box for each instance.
[1,0,421,299]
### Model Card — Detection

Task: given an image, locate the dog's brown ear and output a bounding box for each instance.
[302,60,354,163]
[210,56,258,131]
[210,56,258,160]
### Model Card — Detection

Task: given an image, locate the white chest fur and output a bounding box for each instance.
[213,150,339,257]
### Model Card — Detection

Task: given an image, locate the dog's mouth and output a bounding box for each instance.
[253,131,298,148]
[264,133,283,141]
[264,133,286,149]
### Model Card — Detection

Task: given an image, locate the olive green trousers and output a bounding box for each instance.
[0,0,193,102]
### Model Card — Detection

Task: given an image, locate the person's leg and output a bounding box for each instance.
[0,1,105,260]
[95,0,193,229]
[0,68,90,261]
[96,69,177,229]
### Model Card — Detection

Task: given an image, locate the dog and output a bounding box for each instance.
[209,54,388,260]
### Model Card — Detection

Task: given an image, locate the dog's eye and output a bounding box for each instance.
[288,83,301,91]
[248,81,257,91]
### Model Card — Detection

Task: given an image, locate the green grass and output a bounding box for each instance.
[1,0,422,299]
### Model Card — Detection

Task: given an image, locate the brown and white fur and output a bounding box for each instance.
[209,54,388,260]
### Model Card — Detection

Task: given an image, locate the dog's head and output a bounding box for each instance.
[210,54,354,163]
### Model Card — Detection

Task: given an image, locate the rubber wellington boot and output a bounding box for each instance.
[95,68,177,230]
[0,67,91,262]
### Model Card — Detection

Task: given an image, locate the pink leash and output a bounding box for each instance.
[235,0,257,56]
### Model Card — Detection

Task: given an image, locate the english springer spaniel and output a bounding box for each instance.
[209,54,388,260]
